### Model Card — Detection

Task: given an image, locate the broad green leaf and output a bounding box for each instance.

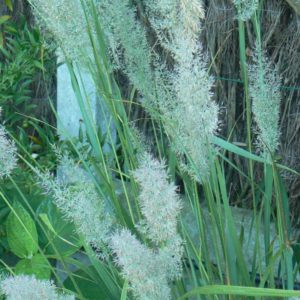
[179,285,300,299]
[0,207,9,220]
[64,267,111,300]
[15,254,51,279]
[37,199,81,257]
[4,0,13,11]
[0,15,10,25]
[39,213,56,234]
[6,202,38,258]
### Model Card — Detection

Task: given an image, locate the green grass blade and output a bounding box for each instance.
[179,285,300,299]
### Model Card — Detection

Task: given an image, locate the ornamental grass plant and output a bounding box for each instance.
[0,0,300,299]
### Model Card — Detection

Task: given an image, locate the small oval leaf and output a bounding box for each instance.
[6,202,38,258]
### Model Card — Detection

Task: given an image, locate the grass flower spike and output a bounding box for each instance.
[99,0,154,96]
[0,126,17,178]
[0,275,74,300]
[29,0,93,63]
[38,154,114,253]
[111,154,183,299]
[132,153,182,244]
[172,8,219,181]
[143,0,219,181]
[98,0,219,181]
[232,0,259,21]
[249,47,282,155]
[110,229,172,300]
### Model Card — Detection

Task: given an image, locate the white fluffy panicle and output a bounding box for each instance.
[144,0,204,51]
[232,0,259,21]
[152,0,218,181]
[38,155,113,251]
[29,0,93,63]
[0,126,17,178]
[132,154,182,244]
[170,46,219,181]
[0,275,74,300]
[249,47,282,155]
[98,0,154,97]
[110,229,172,300]
[111,155,183,300]
[98,1,219,182]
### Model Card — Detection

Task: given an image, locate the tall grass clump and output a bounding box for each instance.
[98,0,219,181]
[3,0,299,299]
[147,0,219,182]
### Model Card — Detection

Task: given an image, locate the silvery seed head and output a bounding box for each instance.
[99,0,219,181]
[0,126,17,178]
[144,0,204,52]
[0,275,74,300]
[145,0,219,182]
[232,0,259,21]
[249,46,281,155]
[132,153,182,244]
[110,229,172,300]
[98,0,154,97]
[38,154,114,255]
[29,0,95,64]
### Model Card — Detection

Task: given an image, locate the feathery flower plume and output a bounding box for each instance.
[0,275,74,300]
[97,1,219,181]
[111,155,183,299]
[38,154,114,253]
[110,229,172,300]
[180,0,205,34]
[144,0,204,52]
[28,0,93,63]
[170,47,219,181]
[249,46,282,155]
[147,0,218,181]
[132,153,182,244]
[172,1,218,181]
[98,0,154,97]
[232,0,259,21]
[0,126,17,178]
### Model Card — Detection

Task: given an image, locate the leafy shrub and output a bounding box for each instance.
[0,17,56,157]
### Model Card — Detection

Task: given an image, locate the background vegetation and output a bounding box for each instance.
[0,0,300,299]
